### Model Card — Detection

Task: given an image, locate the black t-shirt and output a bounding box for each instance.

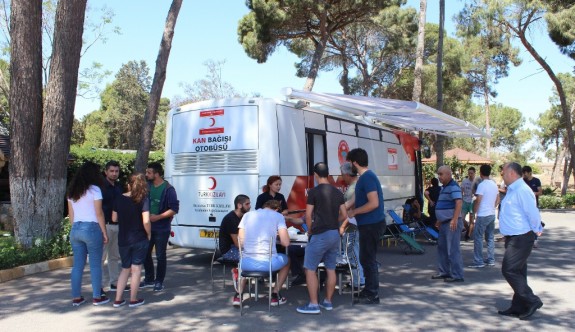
[102,179,123,223]
[113,194,149,247]
[524,177,542,207]
[306,183,345,235]
[219,211,241,254]
[255,191,288,212]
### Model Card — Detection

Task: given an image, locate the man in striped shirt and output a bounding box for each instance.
[431,165,465,282]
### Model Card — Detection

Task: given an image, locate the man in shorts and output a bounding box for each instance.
[297,162,348,314]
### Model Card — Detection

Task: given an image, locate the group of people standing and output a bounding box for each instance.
[431,162,544,320]
[67,161,179,308]
[218,148,386,314]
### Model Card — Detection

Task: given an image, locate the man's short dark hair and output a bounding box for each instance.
[468,167,476,172]
[346,148,369,167]
[507,162,523,176]
[105,160,120,170]
[522,165,532,173]
[314,162,329,178]
[479,165,491,177]
[147,162,164,177]
[234,194,250,209]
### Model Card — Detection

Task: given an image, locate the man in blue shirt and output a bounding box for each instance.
[498,162,543,320]
[346,148,385,304]
[431,165,464,282]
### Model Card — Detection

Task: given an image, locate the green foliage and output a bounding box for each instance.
[0,218,72,270]
[538,195,563,209]
[545,0,575,60]
[68,146,164,188]
[542,186,557,196]
[563,193,575,207]
[79,60,170,150]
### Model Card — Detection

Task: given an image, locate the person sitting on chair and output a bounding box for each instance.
[219,194,251,306]
[238,199,291,307]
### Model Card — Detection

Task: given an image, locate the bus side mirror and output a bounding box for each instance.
[423,145,431,159]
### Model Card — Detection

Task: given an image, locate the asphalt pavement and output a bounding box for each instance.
[0,211,574,331]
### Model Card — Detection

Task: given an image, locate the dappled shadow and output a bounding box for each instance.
[1,212,574,331]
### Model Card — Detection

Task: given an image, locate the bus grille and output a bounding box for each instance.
[172,151,258,174]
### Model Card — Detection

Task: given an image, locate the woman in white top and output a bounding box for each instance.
[67,161,109,306]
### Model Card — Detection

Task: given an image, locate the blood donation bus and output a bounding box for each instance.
[164,88,486,249]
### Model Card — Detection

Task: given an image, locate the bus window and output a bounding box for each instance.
[306,131,326,176]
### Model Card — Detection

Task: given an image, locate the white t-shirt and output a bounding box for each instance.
[68,185,102,223]
[475,179,498,217]
[461,177,476,203]
[238,208,286,261]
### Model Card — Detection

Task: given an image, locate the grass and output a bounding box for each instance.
[0,231,13,249]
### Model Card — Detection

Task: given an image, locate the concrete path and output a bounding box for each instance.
[0,211,573,331]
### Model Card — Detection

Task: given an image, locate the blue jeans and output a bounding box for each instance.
[70,222,104,299]
[344,230,365,286]
[473,215,495,265]
[144,230,170,283]
[358,223,383,297]
[437,218,464,279]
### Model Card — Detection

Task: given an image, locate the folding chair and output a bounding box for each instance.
[316,225,360,305]
[403,204,439,242]
[387,210,425,255]
[238,236,279,315]
[210,236,238,289]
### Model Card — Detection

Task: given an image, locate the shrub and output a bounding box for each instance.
[538,195,563,209]
[0,218,72,270]
[542,186,557,196]
[563,193,575,207]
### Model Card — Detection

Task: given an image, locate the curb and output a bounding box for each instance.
[0,256,73,283]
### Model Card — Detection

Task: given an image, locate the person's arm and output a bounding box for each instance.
[238,228,245,248]
[67,201,74,225]
[305,204,314,235]
[230,233,239,248]
[473,195,483,215]
[112,211,118,223]
[424,190,435,207]
[349,191,379,217]
[344,195,355,210]
[277,228,290,247]
[412,201,422,219]
[338,203,349,235]
[450,199,462,231]
[142,211,151,240]
[535,186,543,197]
[94,199,108,244]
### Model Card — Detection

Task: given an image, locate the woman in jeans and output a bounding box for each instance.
[67,161,109,306]
[112,173,151,308]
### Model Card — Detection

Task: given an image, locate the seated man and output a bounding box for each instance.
[238,199,290,307]
[404,197,434,229]
[219,195,250,306]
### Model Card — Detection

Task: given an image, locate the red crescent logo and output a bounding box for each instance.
[209,118,216,127]
[208,177,217,190]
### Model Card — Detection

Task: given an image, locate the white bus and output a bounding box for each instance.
[164,88,485,249]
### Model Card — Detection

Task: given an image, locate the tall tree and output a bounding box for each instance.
[134,0,182,173]
[173,59,245,106]
[412,0,427,103]
[456,3,521,157]
[10,0,87,247]
[479,0,575,195]
[237,0,403,91]
[435,0,445,168]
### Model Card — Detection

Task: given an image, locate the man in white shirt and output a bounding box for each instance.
[469,165,499,268]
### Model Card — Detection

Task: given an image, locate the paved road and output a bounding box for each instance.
[0,211,574,331]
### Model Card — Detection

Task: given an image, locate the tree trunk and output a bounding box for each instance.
[483,88,491,156]
[517,29,575,196]
[135,0,183,173]
[412,0,427,103]
[435,0,445,169]
[9,0,44,248]
[303,8,329,92]
[550,141,563,186]
[9,0,87,247]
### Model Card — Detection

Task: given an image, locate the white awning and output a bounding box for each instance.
[281,88,489,138]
